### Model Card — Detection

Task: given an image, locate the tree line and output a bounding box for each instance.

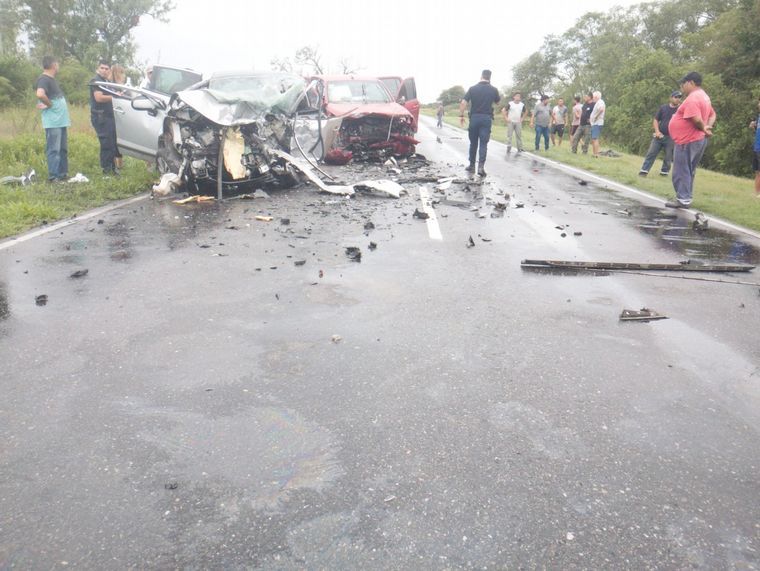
[440,0,759,177]
[0,0,172,107]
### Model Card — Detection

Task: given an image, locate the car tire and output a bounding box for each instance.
[157,133,182,175]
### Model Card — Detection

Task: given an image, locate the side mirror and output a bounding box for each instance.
[397,96,406,105]
[132,97,157,111]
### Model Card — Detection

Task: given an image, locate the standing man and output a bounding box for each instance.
[665,72,716,209]
[589,91,606,157]
[639,91,682,177]
[35,56,70,183]
[436,103,445,128]
[570,96,582,137]
[530,95,552,151]
[551,98,568,146]
[459,69,501,176]
[571,93,595,154]
[501,91,527,154]
[89,60,119,175]
[751,96,760,198]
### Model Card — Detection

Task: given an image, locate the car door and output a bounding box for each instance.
[100,83,170,162]
[379,76,420,132]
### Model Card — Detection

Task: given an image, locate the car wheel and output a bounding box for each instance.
[157,133,182,175]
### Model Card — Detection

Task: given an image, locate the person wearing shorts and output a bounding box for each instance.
[589,91,606,157]
[551,98,567,146]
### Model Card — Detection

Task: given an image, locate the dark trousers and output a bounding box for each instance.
[534,126,549,150]
[640,135,674,174]
[44,127,68,180]
[91,113,117,172]
[468,114,493,165]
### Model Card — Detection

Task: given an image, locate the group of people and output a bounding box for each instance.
[34,57,151,183]
[458,68,758,208]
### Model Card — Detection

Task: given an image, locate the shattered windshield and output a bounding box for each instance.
[327,81,391,104]
[205,73,306,114]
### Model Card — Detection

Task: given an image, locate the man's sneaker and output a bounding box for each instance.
[478,166,487,177]
[638,170,648,176]
[506,146,511,154]
[659,171,669,176]
[664,199,689,209]
[465,164,475,173]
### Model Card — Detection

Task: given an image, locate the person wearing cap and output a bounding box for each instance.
[665,71,716,208]
[459,69,501,176]
[751,96,760,199]
[530,95,552,151]
[639,91,682,177]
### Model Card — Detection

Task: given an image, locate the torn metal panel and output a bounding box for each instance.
[520,260,756,272]
[620,308,668,322]
[270,149,354,196]
[353,180,404,199]
[222,128,246,180]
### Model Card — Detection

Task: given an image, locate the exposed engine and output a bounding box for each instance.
[335,115,419,162]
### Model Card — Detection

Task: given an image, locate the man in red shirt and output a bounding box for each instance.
[665,72,716,208]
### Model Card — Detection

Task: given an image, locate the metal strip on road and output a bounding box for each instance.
[418,186,443,241]
[0,193,150,252]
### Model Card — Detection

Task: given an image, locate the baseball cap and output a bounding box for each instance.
[679,71,702,85]
[671,90,682,98]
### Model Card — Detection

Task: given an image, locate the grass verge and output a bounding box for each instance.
[0,105,154,239]
[425,108,760,232]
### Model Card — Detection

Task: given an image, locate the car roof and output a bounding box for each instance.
[310,75,387,83]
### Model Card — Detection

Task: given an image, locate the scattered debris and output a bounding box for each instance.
[294,260,306,266]
[467,236,475,248]
[620,308,668,322]
[319,270,324,278]
[35,294,48,306]
[280,218,291,225]
[255,216,274,222]
[600,149,621,157]
[515,202,525,208]
[368,241,377,250]
[560,232,567,238]
[70,269,89,278]
[331,334,343,343]
[1,169,36,186]
[384,495,397,503]
[67,173,89,184]
[573,231,583,236]
[616,209,632,216]
[413,208,429,220]
[353,180,404,199]
[693,212,709,232]
[173,195,215,204]
[164,482,179,490]
[152,173,181,196]
[364,221,375,231]
[578,180,588,186]
[345,247,362,262]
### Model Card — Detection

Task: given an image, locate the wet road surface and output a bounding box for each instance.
[1,117,759,569]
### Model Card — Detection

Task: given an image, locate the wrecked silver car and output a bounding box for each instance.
[102,71,318,195]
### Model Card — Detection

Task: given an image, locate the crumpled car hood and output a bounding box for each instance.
[324,102,412,119]
[175,84,304,127]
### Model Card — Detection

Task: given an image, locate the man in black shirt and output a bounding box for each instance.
[639,91,682,176]
[459,69,501,176]
[571,92,595,154]
[89,60,118,175]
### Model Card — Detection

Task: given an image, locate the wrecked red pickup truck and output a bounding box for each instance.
[309,75,419,164]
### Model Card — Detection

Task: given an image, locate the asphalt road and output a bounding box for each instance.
[1,117,759,570]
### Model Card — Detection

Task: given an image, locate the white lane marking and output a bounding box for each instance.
[418,186,443,241]
[0,193,150,251]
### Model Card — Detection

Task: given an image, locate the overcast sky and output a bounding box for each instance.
[133,0,645,102]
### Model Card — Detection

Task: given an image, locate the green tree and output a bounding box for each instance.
[438,85,465,106]
[17,0,173,67]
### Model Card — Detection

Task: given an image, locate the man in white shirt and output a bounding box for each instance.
[551,98,568,146]
[501,92,527,154]
[589,91,606,157]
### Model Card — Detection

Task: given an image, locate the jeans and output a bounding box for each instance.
[534,125,549,150]
[91,113,117,172]
[571,125,591,154]
[468,114,493,165]
[640,135,674,174]
[506,121,523,151]
[672,138,708,206]
[45,127,68,180]
[436,115,443,128]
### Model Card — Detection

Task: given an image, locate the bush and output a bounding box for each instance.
[0,55,38,109]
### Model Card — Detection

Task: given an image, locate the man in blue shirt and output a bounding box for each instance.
[459,70,501,176]
[35,56,71,182]
[752,96,760,199]
[639,91,682,177]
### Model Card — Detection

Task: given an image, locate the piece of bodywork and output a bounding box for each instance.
[619,308,668,322]
[100,71,325,195]
[309,76,419,163]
